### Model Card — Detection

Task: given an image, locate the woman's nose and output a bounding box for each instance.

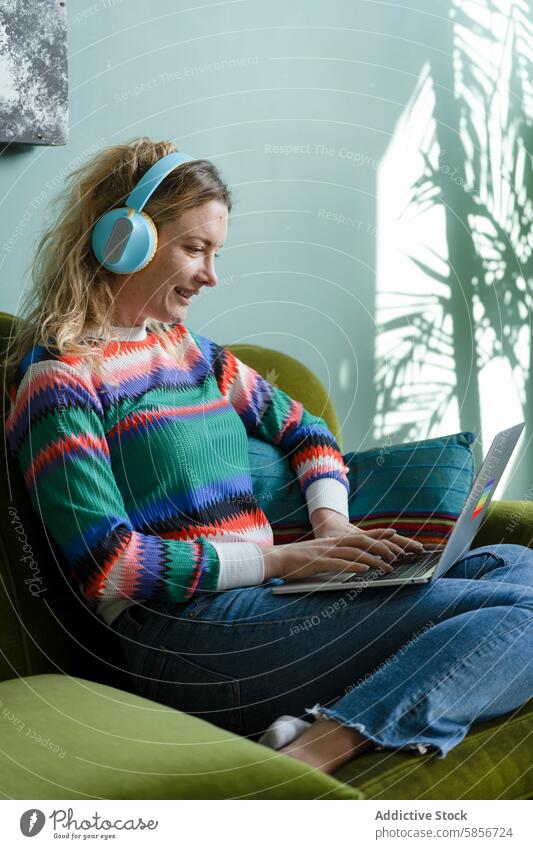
[199,259,218,287]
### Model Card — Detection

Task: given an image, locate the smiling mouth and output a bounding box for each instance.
[174,287,194,303]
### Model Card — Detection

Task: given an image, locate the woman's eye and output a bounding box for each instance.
[187,247,221,258]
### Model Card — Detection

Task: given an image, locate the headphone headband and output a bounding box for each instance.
[125,151,197,212]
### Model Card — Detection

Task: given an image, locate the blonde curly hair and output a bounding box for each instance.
[4,136,233,390]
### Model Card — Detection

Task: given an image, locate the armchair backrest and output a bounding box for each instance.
[0,311,130,687]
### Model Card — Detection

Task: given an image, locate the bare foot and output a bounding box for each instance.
[279,716,374,775]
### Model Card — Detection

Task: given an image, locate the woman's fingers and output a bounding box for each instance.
[360,528,396,538]
[320,528,426,566]
[283,528,428,583]
[322,556,393,575]
[334,558,395,576]
[317,561,370,575]
[389,533,426,552]
[331,548,395,573]
[311,554,391,576]
[336,534,397,561]
[311,546,395,574]
[378,541,405,557]
[351,528,403,555]
[362,528,425,554]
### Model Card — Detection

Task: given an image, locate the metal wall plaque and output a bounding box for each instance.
[0,0,68,145]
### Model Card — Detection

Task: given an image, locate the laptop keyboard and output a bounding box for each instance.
[340,550,443,584]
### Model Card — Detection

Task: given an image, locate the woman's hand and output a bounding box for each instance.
[310,509,426,561]
[262,526,426,583]
[310,508,364,540]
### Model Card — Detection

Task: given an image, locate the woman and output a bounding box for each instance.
[5,137,533,776]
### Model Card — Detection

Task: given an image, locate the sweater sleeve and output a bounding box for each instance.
[5,359,264,607]
[191,332,350,520]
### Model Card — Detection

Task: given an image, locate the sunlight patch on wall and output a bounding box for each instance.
[478,354,526,495]
[375,64,458,446]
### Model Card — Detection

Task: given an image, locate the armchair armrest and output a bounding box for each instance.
[472,500,533,550]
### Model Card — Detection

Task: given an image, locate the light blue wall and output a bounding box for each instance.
[0,0,482,458]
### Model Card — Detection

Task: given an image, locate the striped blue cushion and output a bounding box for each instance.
[248,431,476,545]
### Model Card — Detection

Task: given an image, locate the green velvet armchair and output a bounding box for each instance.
[0,311,531,800]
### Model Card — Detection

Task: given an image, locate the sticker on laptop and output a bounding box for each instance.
[470,479,496,518]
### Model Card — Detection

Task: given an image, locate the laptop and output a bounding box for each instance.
[271,422,525,595]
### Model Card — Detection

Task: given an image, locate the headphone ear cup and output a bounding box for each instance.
[91,208,158,274]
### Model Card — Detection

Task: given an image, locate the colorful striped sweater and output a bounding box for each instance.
[6,321,350,626]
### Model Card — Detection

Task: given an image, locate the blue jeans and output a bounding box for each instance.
[113,543,533,758]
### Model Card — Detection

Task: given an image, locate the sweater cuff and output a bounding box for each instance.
[305,477,350,521]
[211,541,265,591]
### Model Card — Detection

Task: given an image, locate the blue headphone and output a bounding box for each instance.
[91,151,197,274]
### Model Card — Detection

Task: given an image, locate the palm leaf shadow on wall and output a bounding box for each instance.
[374,0,532,492]
[0,0,68,146]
